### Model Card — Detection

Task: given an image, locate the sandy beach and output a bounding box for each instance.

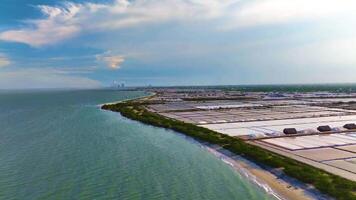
[205,145,323,200]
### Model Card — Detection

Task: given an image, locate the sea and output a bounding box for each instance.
[0,89,275,200]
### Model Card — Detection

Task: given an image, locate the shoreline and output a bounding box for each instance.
[100,94,355,199]
[173,132,322,200]
[98,92,155,107]
[203,144,321,200]
[101,104,322,200]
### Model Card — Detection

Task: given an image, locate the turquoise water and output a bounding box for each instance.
[0,90,274,200]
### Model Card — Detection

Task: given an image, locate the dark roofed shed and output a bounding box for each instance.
[344,123,356,130]
[317,125,332,132]
[283,128,297,135]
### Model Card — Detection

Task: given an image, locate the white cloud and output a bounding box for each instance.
[96,53,125,69]
[0,54,11,67]
[280,37,356,67]
[0,0,355,46]
[231,0,356,28]
[0,0,232,46]
[231,36,356,77]
[0,68,102,89]
[0,3,81,47]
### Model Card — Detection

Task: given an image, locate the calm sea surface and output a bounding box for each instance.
[0,90,274,200]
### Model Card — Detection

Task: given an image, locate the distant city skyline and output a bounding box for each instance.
[1,0,356,89]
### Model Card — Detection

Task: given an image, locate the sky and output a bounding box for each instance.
[0,0,356,89]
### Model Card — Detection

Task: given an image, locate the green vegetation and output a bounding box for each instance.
[102,101,356,200]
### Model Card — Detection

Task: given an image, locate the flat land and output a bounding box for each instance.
[145,89,356,181]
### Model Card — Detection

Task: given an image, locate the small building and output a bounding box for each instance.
[343,123,356,130]
[283,128,298,135]
[317,125,332,132]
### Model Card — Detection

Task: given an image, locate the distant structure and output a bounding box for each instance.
[111,81,126,89]
[265,92,287,100]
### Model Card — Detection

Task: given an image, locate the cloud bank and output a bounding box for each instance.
[232,0,356,27]
[1,0,354,47]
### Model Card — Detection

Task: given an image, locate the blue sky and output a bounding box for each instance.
[0,0,356,89]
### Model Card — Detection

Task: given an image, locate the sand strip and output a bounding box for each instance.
[204,145,325,200]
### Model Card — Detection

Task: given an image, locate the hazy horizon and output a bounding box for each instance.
[2,82,356,92]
